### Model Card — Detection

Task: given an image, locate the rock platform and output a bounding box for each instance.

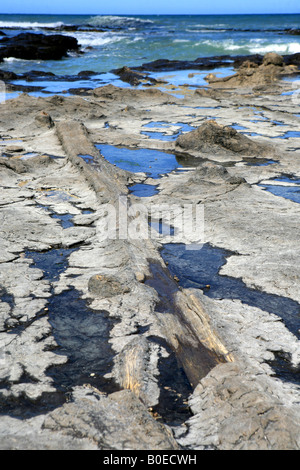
[0,57,299,449]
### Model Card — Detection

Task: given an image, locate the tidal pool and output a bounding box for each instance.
[96,143,184,178]
[160,242,300,340]
[259,175,300,204]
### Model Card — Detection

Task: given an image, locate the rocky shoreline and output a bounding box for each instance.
[0,53,299,450]
[0,32,81,62]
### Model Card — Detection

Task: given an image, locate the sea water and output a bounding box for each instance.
[0,13,300,79]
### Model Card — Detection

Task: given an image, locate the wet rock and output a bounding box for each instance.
[6,82,45,93]
[77,70,98,77]
[285,28,300,35]
[0,70,18,81]
[175,120,272,157]
[111,65,162,87]
[232,54,263,68]
[283,52,300,66]
[0,33,80,62]
[133,53,300,75]
[22,70,56,81]
[112,66,146,86]
[135,56,237,72]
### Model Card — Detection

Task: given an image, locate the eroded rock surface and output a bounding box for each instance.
[175,119,273,158]
[205,52,298,90]
[0,58,299,449]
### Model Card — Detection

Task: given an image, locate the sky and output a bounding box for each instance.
[0,0,299,15]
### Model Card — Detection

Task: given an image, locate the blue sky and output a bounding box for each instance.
[0,0,299,15]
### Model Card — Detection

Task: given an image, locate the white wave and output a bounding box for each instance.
[173,39,190,43]
[0,20,64,29]
[4,57,41,63]
[249,42,300,55]
[132,36,144,42]
[87,15,154,28]
[72,32,125,47]
[193,23,226,27]
[198,39,240,49]
[197,39,300,55]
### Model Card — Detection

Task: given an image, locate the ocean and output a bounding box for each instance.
[0,13,300,93]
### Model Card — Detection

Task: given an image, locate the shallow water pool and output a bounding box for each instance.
[96,143,184,178]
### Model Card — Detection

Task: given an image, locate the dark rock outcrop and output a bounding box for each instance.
[0,32,80,62]
[285,28,300,35]
[111,66,148,86]
[0,70,18,81]
[133,53,300,73]
[111,65,163,86]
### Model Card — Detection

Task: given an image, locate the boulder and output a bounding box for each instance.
[111,66,146,86]
[0,70,18,81]
[176,120,272,157]
[34,112,54,128]
[262,52,284,67]
[88,273,131,298]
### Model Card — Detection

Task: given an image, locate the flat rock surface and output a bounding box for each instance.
[0,63,299,449]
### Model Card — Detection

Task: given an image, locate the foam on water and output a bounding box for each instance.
[86,15,154,29]
[73,32,126,48]
[1,13,299,77]
[0,20,65,29]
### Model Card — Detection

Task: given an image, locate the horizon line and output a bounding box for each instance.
[0,12,300,16]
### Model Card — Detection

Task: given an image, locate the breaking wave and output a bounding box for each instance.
[86,15,154,30]
[197,38,300,55]
[73,32,125,47]
[0,20,64,29]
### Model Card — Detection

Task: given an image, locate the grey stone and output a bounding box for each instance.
[34,112,54,128]
[88,273,131,298]
[176,119,273,157]
[43,387,179,450]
